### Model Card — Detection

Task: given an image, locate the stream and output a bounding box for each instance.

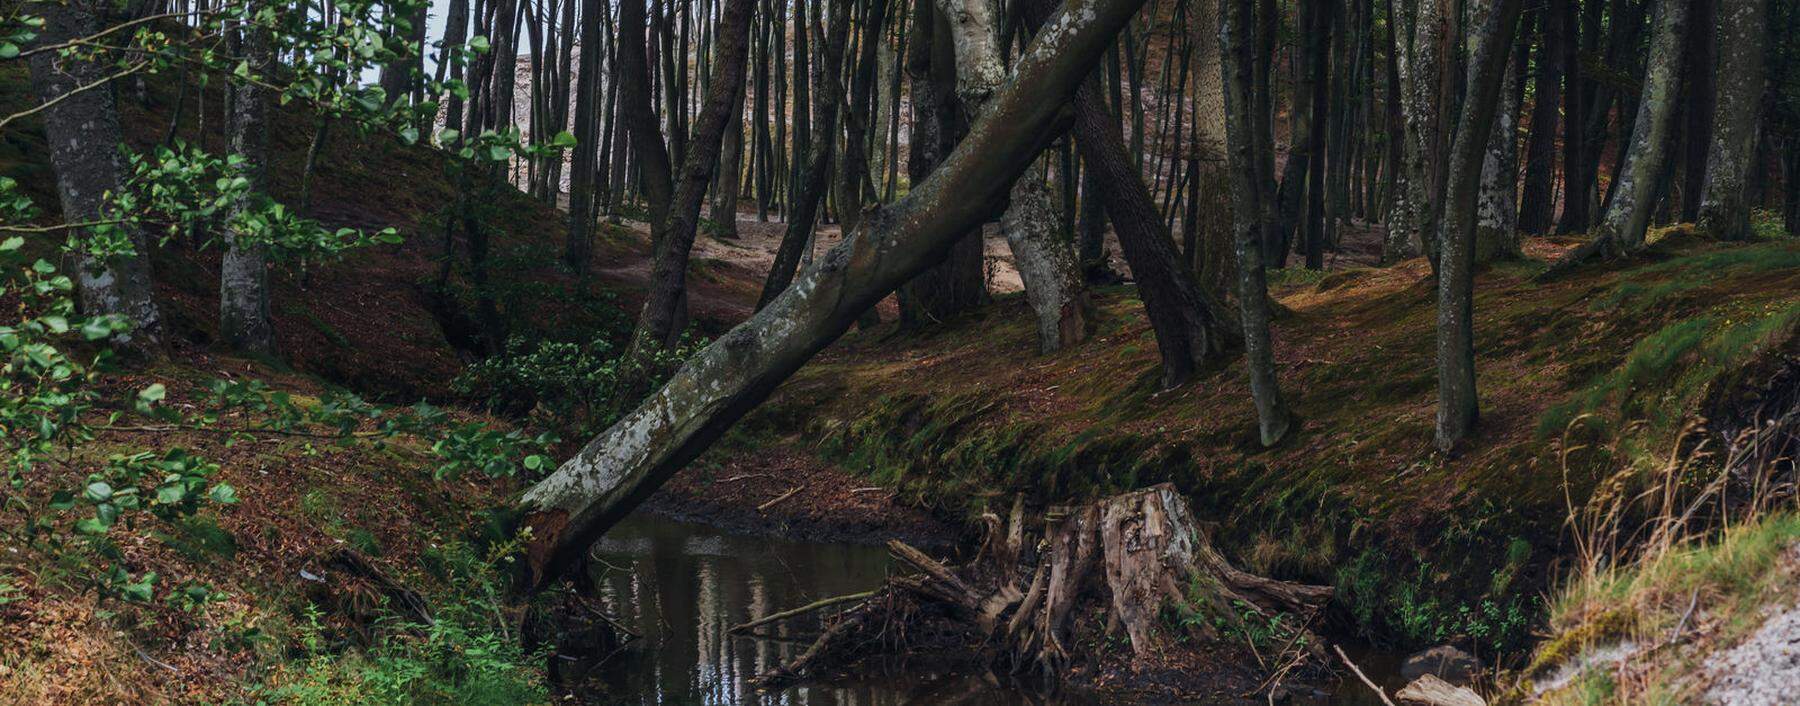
[567,513,1409,705]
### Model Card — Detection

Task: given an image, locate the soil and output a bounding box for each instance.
[641,444,963,548]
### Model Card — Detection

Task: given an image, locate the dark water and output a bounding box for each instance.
[574,513,1404,706]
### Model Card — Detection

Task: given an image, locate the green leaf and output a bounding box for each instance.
[467,35,491,52]
[523,455,546,471]
[138,383,167,404]
[122,572,156,602]
[84,481,114,502]
[398,125,419,145]
[0,236,22,251]
[0,43,18,60]
[549,130,578,148]
[80,318,113,340]
[208,484,238,504]
[232,60,250,78]
[485,144,511,162]
[156,484,186,505]
[436,128,461,144]
[41,315,68,334]
[31,258,54,274]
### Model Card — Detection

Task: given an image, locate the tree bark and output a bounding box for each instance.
[1697,0,1769,242]
[221,3,276,355]
[1435,0,1524,452]
[1219,0,1290,446]
[898,1,987,327]
[1549,0,1688,272]
[1473,17,1526,262]
[27,0,164,351]
[626,0,757,357]
[515,0,1150,592]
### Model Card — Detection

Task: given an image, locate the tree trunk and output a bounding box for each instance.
[1554,0,1687,269]
[1390,0,1450,266]
[899,1,987,327]
[1072,80,1241,389]
[759,0,849,311]
[618,0,677,232]
[627,0,757,357]
[1435,0,1524,452]
[1473,20,1526,262]
[1515,0,1563,236]
[28,0,164,351]
[1696,0,1769,242]
[939,0,1090,354]
[1219,0,1291,446]
[515,0,1150,592]
[221,4,276,356]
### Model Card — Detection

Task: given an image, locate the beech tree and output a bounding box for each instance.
[1697,0,1771,242]
[221,1,275,355]
[26,0,164,351]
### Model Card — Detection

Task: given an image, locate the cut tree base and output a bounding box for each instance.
[753,484,1335,696]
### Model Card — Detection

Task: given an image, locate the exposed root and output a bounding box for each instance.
[752,484,1334,692]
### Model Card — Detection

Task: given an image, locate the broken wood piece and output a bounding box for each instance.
[757,486,802,512]
[1395,674,1486,706]
[729,590,876,635]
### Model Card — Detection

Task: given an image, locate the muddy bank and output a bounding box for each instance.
[640,445,962,548]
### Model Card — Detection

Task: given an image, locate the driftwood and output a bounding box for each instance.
[753,484,1333,689]
[1396,675,1487,706]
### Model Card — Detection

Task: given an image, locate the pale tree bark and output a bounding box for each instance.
[1474,6,1526,262]
[1697,0,1770,242]
[515,0,1150,591]
[938,0,1090,353]
[1544,0,1688,276]
[221,3,276,355]
[626,0,756,357]
[27,0,163,351]
[1435,0,1524,452]
[1385,0,1449,265]
[1218,0,1289,447]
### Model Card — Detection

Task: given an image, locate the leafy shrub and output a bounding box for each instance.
[454,333,705,436]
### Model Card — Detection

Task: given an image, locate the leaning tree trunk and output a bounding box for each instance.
[515,0,1151,592]
[1435,0,1524,452]
[754,485,1333,686]
[1219,0,1291,447]
[1543,0,1688,276]
[938,0,1090,354]
[625,0,756,358]
[221,3,276,355]
[1696,0,1769,242]
[27,0,163,351]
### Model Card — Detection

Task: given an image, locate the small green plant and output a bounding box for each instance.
[453,332,705,436]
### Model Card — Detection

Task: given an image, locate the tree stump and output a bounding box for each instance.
[754,483,1333,688]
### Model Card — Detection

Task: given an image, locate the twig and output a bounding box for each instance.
[0,60,149,132]
[728,590,875,634]
[0,218,129,234]
[758,486,802,512]
[850,487,888,494]
[95,424,389,439]
[716,473,767,483]
[12,11,206,60]
[1334,644,1398,706]
[132,645,179,673]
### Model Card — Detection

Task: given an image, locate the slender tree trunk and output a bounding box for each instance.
[1515,0,1563,236]
[1473,19,1526,261]
[515,0,1150,593]
[1570,0,1688,261]
[1435,0,1523,452]
[1219,0,1289,446]
[760,0,850,310]
[27,0,164,350]
[627,0,757,357]
[1697,0,1769,241]
[565,0,605,272]
[221,4,276,355]
[898,1,987,326]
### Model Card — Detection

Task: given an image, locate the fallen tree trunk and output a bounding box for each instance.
[514,0,1150,593]
[753,484,1333,688]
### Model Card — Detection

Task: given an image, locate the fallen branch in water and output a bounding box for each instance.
[729,590,876,634]
[1334,644,1398,706]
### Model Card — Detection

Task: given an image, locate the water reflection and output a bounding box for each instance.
[580,513,1059,706]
